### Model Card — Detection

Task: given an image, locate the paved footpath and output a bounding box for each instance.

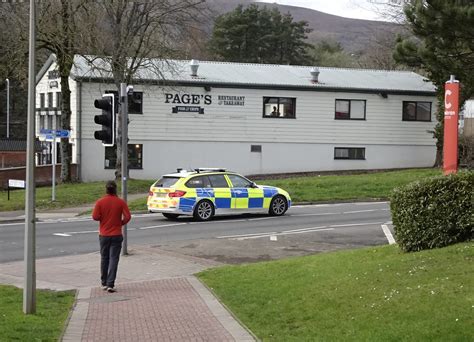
[0,245,255,341]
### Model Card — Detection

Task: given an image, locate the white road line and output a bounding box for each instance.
[343,209,378,214]
[291,212,338,217]
[247,216,280,221]
[230,227,334,240]
[330,222,384,228]
[278,228,334,236]
[138,223,186,230]
[63,230,97,234]
[283,225,328,233]
[354,201,389,205]
[53,233,72,237]
[382,224,396,244]
[217,231,278,239]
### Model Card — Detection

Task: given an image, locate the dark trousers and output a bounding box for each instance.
[99,235,123,288]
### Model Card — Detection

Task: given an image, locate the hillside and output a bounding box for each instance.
[205,0,400,53]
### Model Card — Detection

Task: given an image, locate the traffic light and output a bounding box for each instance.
[94,94,115,146]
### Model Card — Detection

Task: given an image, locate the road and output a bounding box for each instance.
[0,201,393,263]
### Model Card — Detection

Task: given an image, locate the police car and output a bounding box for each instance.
[147,168,291,221]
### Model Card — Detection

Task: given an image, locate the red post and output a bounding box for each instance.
[443,76,460,175]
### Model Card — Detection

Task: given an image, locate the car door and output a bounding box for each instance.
[207,174,232,214]
[227,174,264,212]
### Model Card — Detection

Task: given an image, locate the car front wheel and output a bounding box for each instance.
[193,200,215,221]
[269,195,288,216]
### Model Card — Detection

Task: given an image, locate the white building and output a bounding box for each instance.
[35,55,437,182]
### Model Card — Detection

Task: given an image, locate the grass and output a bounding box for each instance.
[0,179,153,212]
[198,242,474,341]
[0,168,441,212]
[0,285,75,341]
[260,168,442,202]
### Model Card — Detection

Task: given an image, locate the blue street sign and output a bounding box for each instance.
[40,128,54,134]
[45,134,55,141]
[55,130,70,138]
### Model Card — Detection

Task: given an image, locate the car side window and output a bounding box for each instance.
[208,174,229,188]
[186,175,211,188]
[228,174,252,188]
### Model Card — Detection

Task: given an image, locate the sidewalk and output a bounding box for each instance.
[0,199,256,341]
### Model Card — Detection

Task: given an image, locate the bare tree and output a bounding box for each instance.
[85,0,208,179]
[3,1,90,182]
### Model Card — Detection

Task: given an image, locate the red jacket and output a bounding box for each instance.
[92,194,131,236]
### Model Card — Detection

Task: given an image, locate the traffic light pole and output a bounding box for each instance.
[120,83,128,255]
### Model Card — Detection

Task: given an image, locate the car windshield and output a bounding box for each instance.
[153,177,180,187]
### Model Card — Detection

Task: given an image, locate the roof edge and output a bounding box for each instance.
[36,54,56,85]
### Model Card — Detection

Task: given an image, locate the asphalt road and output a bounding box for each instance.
[0,201,393,263]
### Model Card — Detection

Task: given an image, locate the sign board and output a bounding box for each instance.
[55,130,70,138]
[40,128,54,135]
[9,179,25,188]
[443,78,460,175]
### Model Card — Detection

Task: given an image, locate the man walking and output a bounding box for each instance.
[92,181,131,293]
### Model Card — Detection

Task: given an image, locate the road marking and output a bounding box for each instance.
[343,209,378,214]
[218,227,334,240]
[330,222,384,228]
[138,223,186,230]
[247,216,280,221]
[64,230,97,234]
[217,231,278,239]
[53,233,72,237]
[382,224,396,244]
[291,212,338,217]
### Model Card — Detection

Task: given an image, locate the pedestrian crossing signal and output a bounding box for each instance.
[94,94,115,146]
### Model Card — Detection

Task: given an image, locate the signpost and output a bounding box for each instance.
[443,75,460,175]
[39,129,70,201]
[7,179,25,200]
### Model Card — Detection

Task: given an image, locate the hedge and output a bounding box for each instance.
[390,171,473,252]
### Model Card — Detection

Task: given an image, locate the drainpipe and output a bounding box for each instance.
[76,80,82,182]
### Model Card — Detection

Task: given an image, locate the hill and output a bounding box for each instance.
[205,0,401,53]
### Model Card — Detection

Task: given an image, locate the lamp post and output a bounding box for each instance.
[5,78,9,139]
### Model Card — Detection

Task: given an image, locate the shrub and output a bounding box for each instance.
[390,171,473,252]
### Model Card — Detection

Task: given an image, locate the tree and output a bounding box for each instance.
[309,40,356,68]
[0,1,89,182]
[208,4,313,65]
[394,0,474,165]
[85,0,207,179]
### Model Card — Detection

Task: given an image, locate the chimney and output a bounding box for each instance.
[310,67,320,83]
[190,59,199,77]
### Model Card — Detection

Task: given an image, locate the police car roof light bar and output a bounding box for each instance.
[194,168,227,173]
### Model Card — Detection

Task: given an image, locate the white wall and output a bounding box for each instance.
[77,81,439,181]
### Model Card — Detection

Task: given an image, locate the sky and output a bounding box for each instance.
[258,0,385,21]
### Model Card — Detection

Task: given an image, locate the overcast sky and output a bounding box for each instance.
[258,0,385,21]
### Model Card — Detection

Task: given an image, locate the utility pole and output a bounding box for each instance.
[120,83,128,255]
[24,0,36,314]
[6,78,9,139]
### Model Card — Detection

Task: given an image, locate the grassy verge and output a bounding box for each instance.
[0,179,153,212]
[0,285,75,341]
[125,168,442,211]
[0,168,441,212]
[198,242,474,341]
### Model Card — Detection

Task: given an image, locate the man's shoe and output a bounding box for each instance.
[107,287,116,293]
[101,285,108,291]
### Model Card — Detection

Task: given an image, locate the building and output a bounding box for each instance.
[35,55,437,182]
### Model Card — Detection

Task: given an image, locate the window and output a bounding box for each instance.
[186,176,212,188]
[334,147,365,160]
[48,92,54,109]
[47,115,53,129]
[153,177,180,187]
[105,90,143,114]
[208,174,229,188]
[104,144,143,169]
[251,145,262,153]
[40,93,45,109]
[56,92,62,110]
[403,101,431,121]
[263,97,296,118]
[335,99,366,120]
[228,174,253,188]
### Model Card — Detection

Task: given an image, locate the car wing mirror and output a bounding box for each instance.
[250,182,258,188]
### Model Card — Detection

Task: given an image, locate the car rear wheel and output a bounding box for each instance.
[162,213,180,220]
[193,200,215,221]
[269,195,288,216]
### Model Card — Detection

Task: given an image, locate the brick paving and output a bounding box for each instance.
[81,278,236,341]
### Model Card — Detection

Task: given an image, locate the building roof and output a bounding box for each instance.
[39,54,437,95]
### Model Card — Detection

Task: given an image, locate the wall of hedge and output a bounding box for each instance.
[390,171,473,252]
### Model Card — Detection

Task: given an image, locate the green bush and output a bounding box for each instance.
[390,171,473,252]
